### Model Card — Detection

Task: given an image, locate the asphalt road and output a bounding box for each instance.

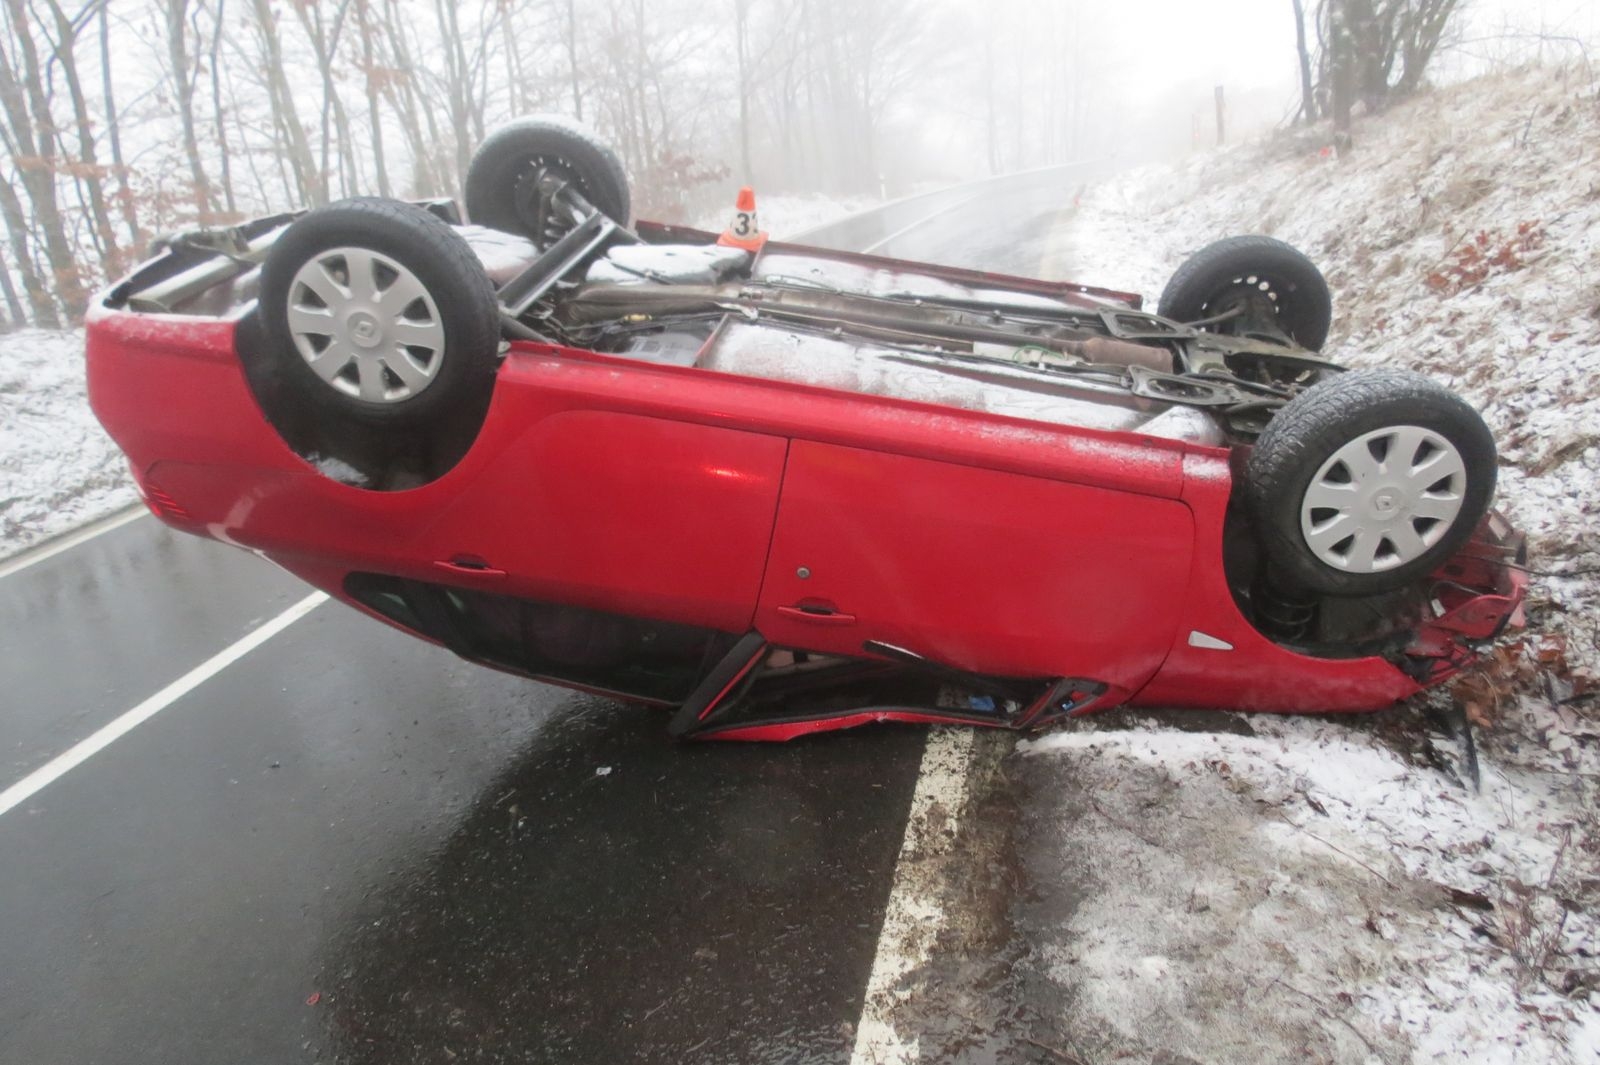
[0,169,1093,1065]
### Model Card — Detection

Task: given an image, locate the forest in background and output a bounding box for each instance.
[0,0,1129,329]
[0,0,1585,329]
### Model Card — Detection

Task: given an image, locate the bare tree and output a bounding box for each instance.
[246,0,318,203]
[1292,0,1318,123]
[204,0,237,217]
[39,0,123,276]
[99,3,143,247]
[1315,0,1465,136]
[163,0,218,216]
[0,170,58,326]
[291,0,357,203]
[0,243,23,326]
[353,0,391,198]
[0,0,86,315]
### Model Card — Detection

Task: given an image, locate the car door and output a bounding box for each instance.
[753,440,1195,691]
[414,409,789,635]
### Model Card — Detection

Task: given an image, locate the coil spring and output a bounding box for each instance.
[1253,574,1318,642]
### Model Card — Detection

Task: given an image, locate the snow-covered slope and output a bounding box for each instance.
[0,330,135,555]
[1013,63,1600,1064]
[1063,62,1600,656]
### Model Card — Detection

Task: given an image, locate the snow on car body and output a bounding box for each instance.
[85,118,1525,740]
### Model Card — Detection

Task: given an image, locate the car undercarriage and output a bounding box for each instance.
[86,114,1527,740]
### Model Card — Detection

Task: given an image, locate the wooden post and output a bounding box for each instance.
[1214,85,1226,145]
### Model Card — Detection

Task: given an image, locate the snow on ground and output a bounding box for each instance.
[690,191,881,239]
[1015,63,1600,1063]
[1061,62,1600,657]
[0,329,135,557]
[1017,710,1600,1063]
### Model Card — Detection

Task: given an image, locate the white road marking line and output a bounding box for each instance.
[849,727,978,1065]
[0,590,328,819]
[789,160,1097,243]
[0,505,148,581]
[860,193,986,256]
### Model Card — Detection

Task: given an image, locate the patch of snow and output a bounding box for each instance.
[0,329,136,557]
[305,453,370,488]
[702,319,1170,437]
[1020,711,1600,1063]
[1063,63,1600,670]
[456,225,539,285]
[1015,60,1600,1064]
[586,243,749,285]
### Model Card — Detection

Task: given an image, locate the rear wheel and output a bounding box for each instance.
[1159,235,1332,351]
[1245,369,1496,597]
[465,116,631,245]
[257,197,501,430]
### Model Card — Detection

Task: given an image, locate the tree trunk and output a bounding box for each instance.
[0,0,86,315]
[165,0,217,217]
[356,0,391,198]
[42,0,122,276]
[293,0,355,203]
[734,0,752,183]
[434,0,473,188]
[1327,0,1356,153]
[99,3,143,247]
[0,171,59,326]
[1292,0,1317,123]
[565,0,583,120]
[248,0,319,204]
[207,0,237,216]
[0,250,23,327]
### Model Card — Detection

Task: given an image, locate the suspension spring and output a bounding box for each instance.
[1252,572,1318,642]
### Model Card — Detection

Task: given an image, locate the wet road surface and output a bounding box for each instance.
[0,171,1090,1064]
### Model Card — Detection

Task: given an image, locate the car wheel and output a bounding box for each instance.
[1158,235,1332,351]
[465,115,631,244]
[1245,369,1496,597]
[257,197,501,430]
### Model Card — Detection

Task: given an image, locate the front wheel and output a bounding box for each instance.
[256,197,501,430]
[1244,369,1496,597]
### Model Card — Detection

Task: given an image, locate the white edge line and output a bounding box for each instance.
[789,160,1098,242]
[849,727,978,1064]
[0,590,328,819]
[0,505,149,581]
[859,192,986,256]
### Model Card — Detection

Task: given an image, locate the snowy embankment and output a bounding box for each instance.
[0,329,135,556]
[1022,64,1600,1063]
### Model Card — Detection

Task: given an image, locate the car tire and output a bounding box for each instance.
[257,197,501,430]
[1158,235,1333,351]
[1245,368,1496,597]
[465,115,631,242]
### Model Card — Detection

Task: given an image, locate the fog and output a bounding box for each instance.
[0,0,1594,327]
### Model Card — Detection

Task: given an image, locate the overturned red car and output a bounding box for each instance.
[86,117,1525,740]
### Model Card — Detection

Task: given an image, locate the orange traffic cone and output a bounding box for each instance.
[717,186,767,252]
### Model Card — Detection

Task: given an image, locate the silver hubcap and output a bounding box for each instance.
[285,247,446,403]
[1299,425,1467,574]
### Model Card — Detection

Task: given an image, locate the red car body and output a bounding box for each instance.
[85,234,1525,740]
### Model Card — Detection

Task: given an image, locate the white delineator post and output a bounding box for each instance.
[717,185,767,252]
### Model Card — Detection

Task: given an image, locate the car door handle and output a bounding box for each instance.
[776,604,857,625]
[433,557,507,578]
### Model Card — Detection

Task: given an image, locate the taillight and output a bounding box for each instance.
[139,476,192,522]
